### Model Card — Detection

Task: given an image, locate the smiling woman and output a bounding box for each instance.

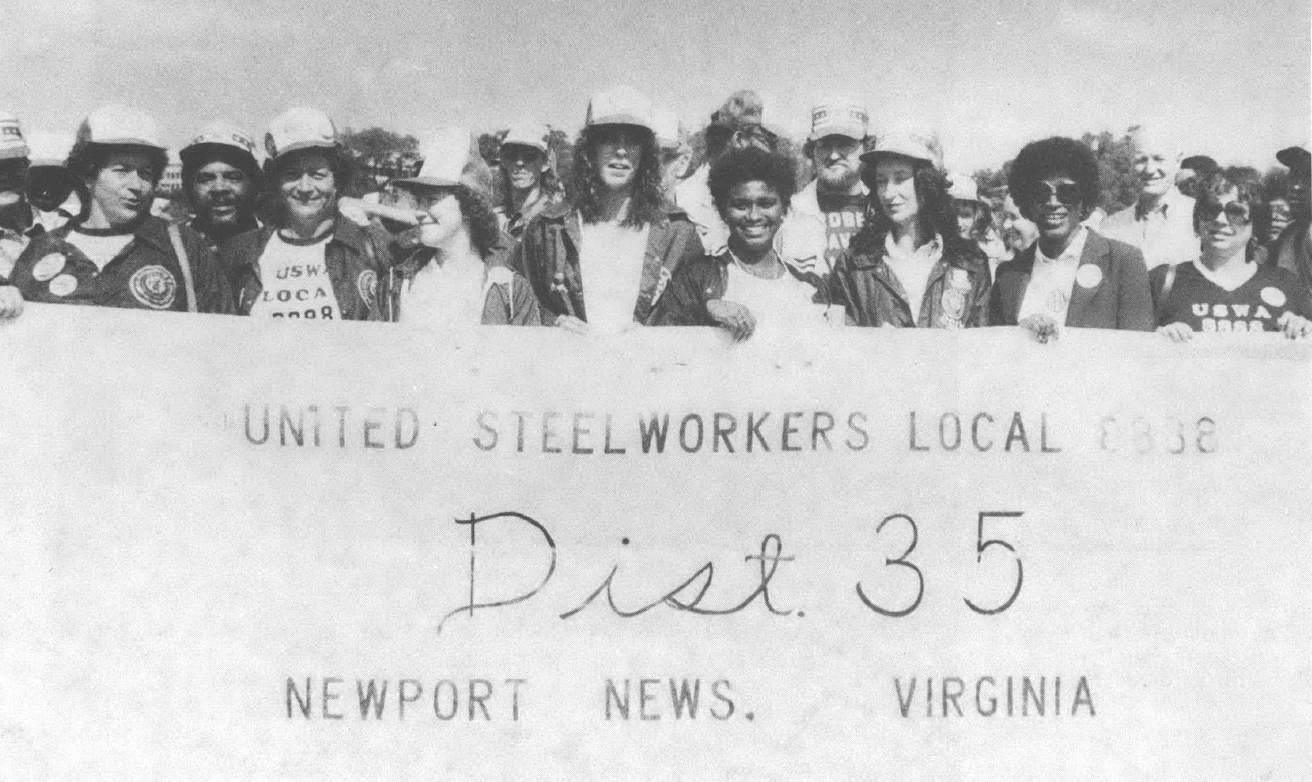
[988,136,1154,337]
[216,107,390,320]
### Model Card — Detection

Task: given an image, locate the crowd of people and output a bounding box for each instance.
[1,87,1309,343]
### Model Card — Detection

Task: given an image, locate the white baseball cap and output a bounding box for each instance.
[948,172,980,202]
[809,97,868,142]
[395,127,493,201]
[501,123,551,154]
[585,86,654,131]
[863,128,942,169]
[181,121,261,168]
[0,111,30,161]
[264,107,338,161]
[651,108,685,151]
[76,105,166,150]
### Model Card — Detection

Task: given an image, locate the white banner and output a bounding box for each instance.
[1,305,1310,780]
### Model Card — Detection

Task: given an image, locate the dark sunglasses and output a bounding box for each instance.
[1197,201,1252,227]
[1022,181,1082,207]
[593,127,648,148]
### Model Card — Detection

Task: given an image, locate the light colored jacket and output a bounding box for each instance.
[775,179,869,278]
[1100,186,1199,270]
[674,164,729,255]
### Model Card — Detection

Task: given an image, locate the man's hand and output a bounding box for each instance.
[1156,322,1193,343]
[1277,311,1312,340]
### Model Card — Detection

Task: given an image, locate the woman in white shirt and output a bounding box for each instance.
[832,131,992,328]
[656,146,835,340]
[369,128,540,326]
[512,86,703,334]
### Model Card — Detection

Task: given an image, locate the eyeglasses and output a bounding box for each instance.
[1022,181,1083,207]
[594,127,647,149]
[1197,201,1252,227]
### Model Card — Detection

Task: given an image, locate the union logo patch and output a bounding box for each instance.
[129,265,178,310]
[357,270,378,309]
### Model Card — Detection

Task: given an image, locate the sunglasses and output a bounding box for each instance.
[1197,201,1252,227]
[1022,181,1082,207]
[594,127,648,148]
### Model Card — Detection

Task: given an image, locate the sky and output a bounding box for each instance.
[2,0,1309,173]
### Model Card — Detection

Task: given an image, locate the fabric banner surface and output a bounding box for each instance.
[1,304,1309,780]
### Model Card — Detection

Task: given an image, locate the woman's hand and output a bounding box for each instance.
[1156,322,1194,343]
[1277,311,1312,340]
[1018,314,1060,344]
[0,286,23,319]
[554,315,589,335]
[706,299,756,341]
[338,197,424,229]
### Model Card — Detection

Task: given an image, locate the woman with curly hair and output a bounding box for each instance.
[988,136,1153,339]
[368,128,539,326]
[512,86,703,334]
[495,123,564,239]
[830,131,991,328]
[656,146,838,340]
[1151,168,1312,340]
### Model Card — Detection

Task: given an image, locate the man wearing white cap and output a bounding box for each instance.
[776,97,870,277]
[513,85,702,333]
[495,123,563,239]
[217,107,388,320]
[1100,127,1197,270]
[1272,142,1311,295]
[368,128,539,326]
[180,122,262,250]
[3,105,233,315]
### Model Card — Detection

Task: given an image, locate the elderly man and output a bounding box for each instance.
[1100,127,1198,269]
[776,96,870,278]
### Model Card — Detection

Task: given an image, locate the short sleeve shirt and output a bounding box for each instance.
[1152,261,1312,332]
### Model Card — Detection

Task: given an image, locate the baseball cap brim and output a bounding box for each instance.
[271,139,337,160]
[589,116,652,131]
[809,129,865,143]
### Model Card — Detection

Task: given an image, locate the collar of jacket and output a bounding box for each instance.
[391,231,516,279]
[236,213,372,268]
[847,228,975,271]
[1011,229,1115,326]
[709,247,825,289]
[58,214,173,253]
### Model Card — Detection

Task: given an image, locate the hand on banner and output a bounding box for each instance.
[707,299,757,341]
[554,314,590,335]
[1156,322,1194,343]
[1018,314,1060,344]
[1277,311,1312,339]
[0,285,23,319]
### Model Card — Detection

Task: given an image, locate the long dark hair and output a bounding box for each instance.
[859,160,958,248]
[571,125,666,227]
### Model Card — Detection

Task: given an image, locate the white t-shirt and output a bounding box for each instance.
[66,230,134,270]
[1019,228,1089,324]
[578,215,649,334]
[398,253,487,327]
[882,233,943,322]
[723,255,826,335]
[248,232,343,320]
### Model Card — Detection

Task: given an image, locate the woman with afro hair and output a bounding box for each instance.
[655,145,838,340]
[830,130,992,328]
[988,136,1153,339]
[511,86,703,334]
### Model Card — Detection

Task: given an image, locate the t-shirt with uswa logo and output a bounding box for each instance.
[1151,261,1312,332]
[817,190,866,273]
[249,231,343,320]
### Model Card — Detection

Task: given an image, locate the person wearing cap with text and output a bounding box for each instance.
[831,130,990,328]
[369,128,540,326]
[495,123,564,239]
[2,105,233,316]
[1270,143,1311,296]
[513,86,702,333]
[776,97,871,278]
[179,122,262,250]
[675,90,777,254]
[1100,127,1198,270]
[217,107,388,320]
[989,137,1152,340]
